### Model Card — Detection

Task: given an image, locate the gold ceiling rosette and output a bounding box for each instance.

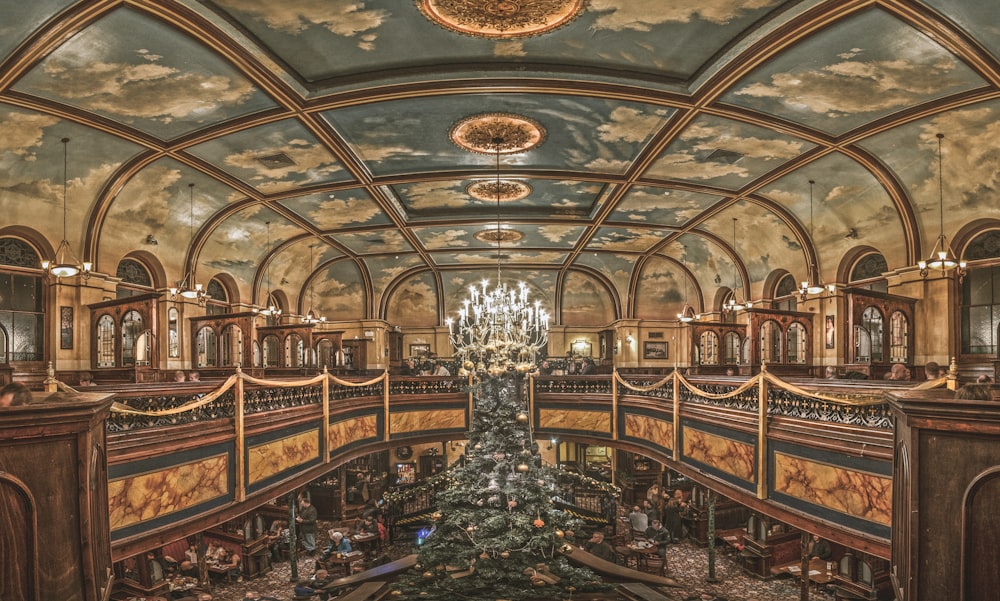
[417,0,585,38]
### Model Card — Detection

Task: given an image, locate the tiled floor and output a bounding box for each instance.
[202,529,834,601]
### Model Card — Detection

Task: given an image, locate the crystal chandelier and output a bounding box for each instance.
[918,133,966,278]
[42,137,91,279]
[301,243,325,324]
[445,136,549,372]
[170,183,206,304]
[255,221,282,318]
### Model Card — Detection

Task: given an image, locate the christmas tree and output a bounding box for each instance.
[392,372,614,601]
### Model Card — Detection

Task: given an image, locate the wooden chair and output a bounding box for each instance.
[640,552,668,577]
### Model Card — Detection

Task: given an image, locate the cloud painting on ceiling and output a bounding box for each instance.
[923,0,1000,64]
[699,202,802,291]
[634,256,685,321]
[363,254,425,293]
[432,251,569,267]
[14,7,276,140]
[0,104,141,255]
[311,259,366,321]
[386,271,439,327]
[278,191,393,230]
[412,224,586,253]
[0,0,74,64]
[859,101,1000,261]
[761,153,907,278]
[588,226,671,254]
[721,9,986,136]
[572,252,637,304]
[100,158,239,279]
[321,94,672,177]
[645,115,814,189]
[561,271,615,326]
[330,229,413,256]
[675,234,739,303]
[184,119,351,193]
[442,270,556,323]
[607,186,725,227]
[199,206,292,302]
[208,0,786,86]
[393,178,603,219]
[264,237,339,312]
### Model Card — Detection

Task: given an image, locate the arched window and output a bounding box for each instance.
[855,306,884,363]
[121,310,143,367]
[252,340,261,368]
[262,335,279,368]
[0,237,45,362]
[760,320,782,363]
[889,311,909,363]
[116,258,153,299]
[698,331,718,365]
[221,324,242,367]
[786,322,807,364]
[722,332,741,365]
[168,307,180,358]
[961,230,1000,355]
[0,325,8,364]
[96,315,116,367]
[206,278,230,316]
[849,253,888,293]
[196,326,217,367]
[286,333,304,368]
[773,274,798,311]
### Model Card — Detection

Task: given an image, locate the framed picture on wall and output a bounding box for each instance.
[570,340,592,357]
[825,315,835,349]
[643,341,668,359]
[60,306,73,350]
[409,343,431,357]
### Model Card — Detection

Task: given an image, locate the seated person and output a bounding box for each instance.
[146,552,165,582]
[266,520,288,560]
[322,530,352,561]
[173,370,187,382]
[357,515,377,536]
[644,519,672,557]
[0,382,32,407]
[956,383,992,401]
[78,372,95,386]
[205,542,224,564]
[220,550,242,582]
[180,543,198,575]
[884,363,910,381]
[584,531,617,564]
[806,534,832,561]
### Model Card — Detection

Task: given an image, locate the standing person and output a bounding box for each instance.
[628,505,648,533]
[641,499,657,529]
[662,490,686,542]
[296,496,319,555]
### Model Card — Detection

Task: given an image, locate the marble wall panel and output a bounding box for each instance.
[248,430,320,485]
[109,454,228,530]
[538,409,611,434]
[682,426,755,482]
[773,451,892,526]
[624,413,673,451]
[329,414,378,452]
[390,408,465,434]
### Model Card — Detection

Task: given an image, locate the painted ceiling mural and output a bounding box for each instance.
[3,0,1000,328]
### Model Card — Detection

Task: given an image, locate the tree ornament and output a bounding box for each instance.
[423,571,434,578]
[533,517,545,528]
[466,525,476,533]
[516,463,530,473]
[555,529,564,538]
[507,499,518,508]
[476,498,485,506]
[474,443,483,450]
[500,551,510,559]
[559,543,574,555]
[492,452,506,461]
[479,551,490,559]
[431,511,442,521]
[516,412,528,423]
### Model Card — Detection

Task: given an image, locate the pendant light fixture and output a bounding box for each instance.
[256,221,282,318]
[677,246,697,323]
[918,133,966,278]
[723,218,751,313]
[43,137,91,279]
[170,183,206,304]
[799,180,835,298]
[301,243,325,324]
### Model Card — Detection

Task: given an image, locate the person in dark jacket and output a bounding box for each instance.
[296,497,319,554]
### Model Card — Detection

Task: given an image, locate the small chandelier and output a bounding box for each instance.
[799,180,836,298]
[170,183,206,304]
[42,138,91,279]
[723,218,752,313]
[445,136,549,372]
[255,221,282,318]
[918,133,966,278]
[677,246,698,323]
[301,243,325,324]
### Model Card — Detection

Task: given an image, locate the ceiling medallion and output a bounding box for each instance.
[417,0,585,39]
[450,113,546,155]
[476,227,524,244]
[468,179,531,202]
